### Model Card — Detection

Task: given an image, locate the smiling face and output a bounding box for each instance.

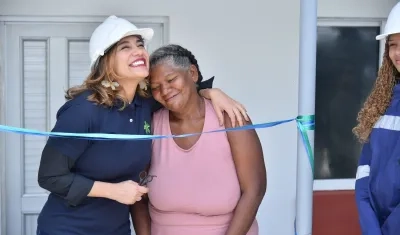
[150,60,199,112]
[113,35,150,82]
[388,33,400,73]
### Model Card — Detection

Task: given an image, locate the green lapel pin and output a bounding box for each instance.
[144,121,150,134]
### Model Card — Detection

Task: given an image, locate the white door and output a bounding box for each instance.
[3,19,165,235]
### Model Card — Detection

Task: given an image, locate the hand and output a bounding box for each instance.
[208,88,249,127]
[109,180,149,205]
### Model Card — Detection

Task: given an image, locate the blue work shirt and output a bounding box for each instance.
[355,83,400,235]
[37,90,153,235]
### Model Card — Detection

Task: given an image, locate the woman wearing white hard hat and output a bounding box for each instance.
[354,2,400,235]
[35,15,249,235]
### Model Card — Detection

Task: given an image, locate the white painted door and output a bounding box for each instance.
[3,19,165,235]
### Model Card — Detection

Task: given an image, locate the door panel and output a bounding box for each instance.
[5,21,165,235]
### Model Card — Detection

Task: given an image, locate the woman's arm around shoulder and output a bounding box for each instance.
[199,88,249,127]
[223,112,267,235]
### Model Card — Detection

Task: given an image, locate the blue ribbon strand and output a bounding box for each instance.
[0,115,315,235]
[0,120,294,140]
[0,116,315,168]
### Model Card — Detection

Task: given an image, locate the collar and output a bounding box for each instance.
[132,94,143,107]
[114,95,142,109]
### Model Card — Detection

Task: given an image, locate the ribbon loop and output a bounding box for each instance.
[296,115,315,175]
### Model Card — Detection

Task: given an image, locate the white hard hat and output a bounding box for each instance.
[89,15,154,69]
[376,2,400,40]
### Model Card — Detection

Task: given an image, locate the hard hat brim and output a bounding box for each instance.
[122,28,154,42]
[376,33,389,40]
[376,31,400,40]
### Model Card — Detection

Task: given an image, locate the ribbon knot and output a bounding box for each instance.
[295,115,315,175]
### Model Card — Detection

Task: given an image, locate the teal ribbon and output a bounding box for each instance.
[296,115,315,175]
[293,115,315,235]
[0,115,315,235]
[0,115,315,171]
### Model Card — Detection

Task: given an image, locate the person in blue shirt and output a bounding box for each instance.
[36,15,249,235]
[353,3,400,235]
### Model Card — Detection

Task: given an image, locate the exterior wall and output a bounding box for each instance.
[0,0,300,234]
[0,0,398,234]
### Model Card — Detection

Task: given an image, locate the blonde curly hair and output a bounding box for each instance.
[353,40,399,143]
[65,39,150,110]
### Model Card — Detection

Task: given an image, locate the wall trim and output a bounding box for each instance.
[317,17,386,23]
[313,17,388,192]
[313,179,355,191]
[317,17,387,66]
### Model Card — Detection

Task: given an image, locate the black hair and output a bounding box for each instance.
[149,44,204,85]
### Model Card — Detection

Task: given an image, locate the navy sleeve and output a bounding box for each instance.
[38,145,94,206]
[150,97,163,113]
[38,101,96,206]
[46,102,93,160]
[355,142,382,234]
[198,76,214,90]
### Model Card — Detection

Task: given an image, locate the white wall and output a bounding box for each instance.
[0,0,397,234]
[0,27,5,235]
[319,0,397,18]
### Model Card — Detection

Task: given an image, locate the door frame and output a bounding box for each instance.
[0,15,169,235]
[313,17,386,192]
[0,19,6,235]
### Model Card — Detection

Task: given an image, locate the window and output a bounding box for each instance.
[314,20,384,190]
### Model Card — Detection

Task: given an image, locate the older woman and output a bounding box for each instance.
[147,44,267,235]
[36,16,248,235]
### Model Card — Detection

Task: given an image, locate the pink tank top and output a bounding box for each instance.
[148,99,258,235]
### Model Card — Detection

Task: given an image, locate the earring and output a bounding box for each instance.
[139,80,148,90]
[101,80,119,90]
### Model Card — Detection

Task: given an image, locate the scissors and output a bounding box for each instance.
[139,171,156,186]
